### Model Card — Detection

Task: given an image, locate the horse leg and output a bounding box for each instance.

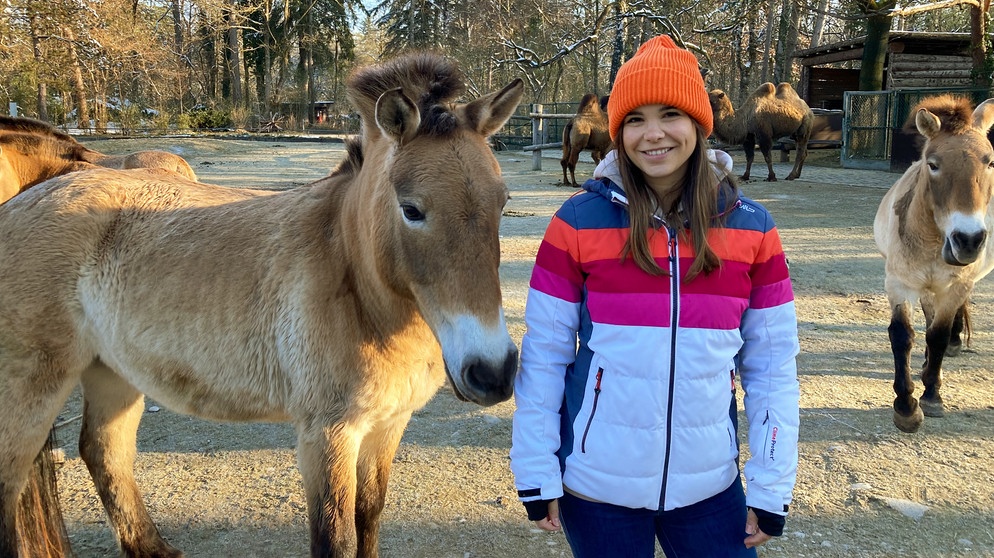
[785,137,808,180]
[78,362,181,558]
[946,302,968,357]
[296,420,363,557]
[355,416,410,558]
[741,139,755,181]
[888,301,924,432]
[0,350,79,558]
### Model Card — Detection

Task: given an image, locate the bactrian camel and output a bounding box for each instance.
[560,93,612,187]
[709,82,814,181]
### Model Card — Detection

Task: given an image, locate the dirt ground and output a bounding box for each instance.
[45,136,994,557]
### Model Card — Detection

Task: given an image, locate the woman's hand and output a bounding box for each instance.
[534,499,561,532]
[744,508,772,548]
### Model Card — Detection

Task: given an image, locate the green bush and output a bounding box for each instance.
[185,107,231,130]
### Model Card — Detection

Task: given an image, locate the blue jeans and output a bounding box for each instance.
[558,478,757,558]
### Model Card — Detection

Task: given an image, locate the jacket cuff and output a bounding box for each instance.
[523,499,553,521]
[750,506,787,537]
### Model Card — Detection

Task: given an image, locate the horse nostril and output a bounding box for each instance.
[462,348,518,406]
[952,230,987,253]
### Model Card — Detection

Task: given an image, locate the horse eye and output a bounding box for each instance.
[401,203,425,221]
[927,162,938,172]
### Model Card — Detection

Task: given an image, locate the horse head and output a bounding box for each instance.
[348,53,522,406]
[913,96,994,266]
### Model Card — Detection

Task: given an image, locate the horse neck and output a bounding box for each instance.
[7,148,79,189]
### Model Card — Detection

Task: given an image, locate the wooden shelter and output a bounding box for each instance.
[793,32,974,109]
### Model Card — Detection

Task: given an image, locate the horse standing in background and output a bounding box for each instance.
[874,94,994,433]
[0,52,521,558]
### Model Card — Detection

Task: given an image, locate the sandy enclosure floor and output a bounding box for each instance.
[40,136,994,557]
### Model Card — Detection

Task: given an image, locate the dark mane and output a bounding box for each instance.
[0,116,77,143]
[346,52,465,137]
[903,94,974,135]
[329,136,364,178]
[0,131,89,161]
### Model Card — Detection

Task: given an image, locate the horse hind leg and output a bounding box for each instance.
[78,362,181,557]
[355,416,410,558]
[0,351,79,557]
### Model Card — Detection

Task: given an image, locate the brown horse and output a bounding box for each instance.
[0,115,198,182]
[0,52,521,557]
[560,93,612,187]
[0,130,98,204]
[874,94,994,433]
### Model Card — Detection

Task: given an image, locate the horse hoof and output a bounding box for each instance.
[893,410,924,433]
[920,396,945,418]
[893,402,925,433]
[945,343,962,357]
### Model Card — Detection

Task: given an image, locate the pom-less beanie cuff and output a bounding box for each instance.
[606,35,712,140]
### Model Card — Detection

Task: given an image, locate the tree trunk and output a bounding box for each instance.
[774,0,800,84]
[226,0,242,107]
[859,5,892,91]
[970,1,992,87]
[760,0,776,80]
[64,27,90,130]
[28,14,48,121]
[811,0,830,47]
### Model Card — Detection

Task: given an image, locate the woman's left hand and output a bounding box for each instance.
[744,509,772,548]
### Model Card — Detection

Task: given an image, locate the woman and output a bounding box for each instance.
[510,34,800,558]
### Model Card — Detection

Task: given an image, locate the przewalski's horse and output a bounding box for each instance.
[0,114,198,181]
[560,93,612,187]
[874,94,994,433]
[0,129,98,204]
[0,52,522,557]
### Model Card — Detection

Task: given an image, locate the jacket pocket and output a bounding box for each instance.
[580,367,604,453]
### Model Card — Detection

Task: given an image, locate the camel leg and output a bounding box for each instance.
[887,301,923,432]
[758,137,777,181]
[560,158,570,186]
[569,135,589,187]
[786,137,808,180]
[355,415,410,558]
[741,140,755,181]
[0,346,80,558]
[297,418,364,557]
[78,362,181,558]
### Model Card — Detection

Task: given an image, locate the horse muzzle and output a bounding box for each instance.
[446,346,518,406]
[943,229,987,266]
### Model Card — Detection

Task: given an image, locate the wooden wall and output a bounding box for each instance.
[886,53,973,90]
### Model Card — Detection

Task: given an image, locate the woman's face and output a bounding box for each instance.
[621,104,696,196]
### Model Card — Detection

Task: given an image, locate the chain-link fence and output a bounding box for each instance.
[843,87,990,172]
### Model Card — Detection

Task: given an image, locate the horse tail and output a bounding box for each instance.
[963,302,972,347]
[16,429,74,557]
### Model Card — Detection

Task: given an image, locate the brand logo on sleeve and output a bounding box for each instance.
[769,426,778,461]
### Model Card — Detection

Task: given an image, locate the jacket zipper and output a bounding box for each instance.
[659,227,679,507]
[580,367,604,453]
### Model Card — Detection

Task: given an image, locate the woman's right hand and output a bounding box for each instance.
[534,499,561,531]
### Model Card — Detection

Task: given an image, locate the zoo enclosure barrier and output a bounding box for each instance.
[492,102,585,170]
[842,87,991,172]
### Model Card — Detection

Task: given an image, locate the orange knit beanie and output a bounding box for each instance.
[606,34,712,141]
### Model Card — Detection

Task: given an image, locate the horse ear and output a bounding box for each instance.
[464,78,524,137]
[375,88,421,145]
[972,98,994,135]
[915,108,942,139]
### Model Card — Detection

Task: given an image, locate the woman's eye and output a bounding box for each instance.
[401,203,425,221]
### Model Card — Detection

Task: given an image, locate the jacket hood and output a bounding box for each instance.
[585,148,738,224]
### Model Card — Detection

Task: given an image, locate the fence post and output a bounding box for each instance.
[531,103,543,171]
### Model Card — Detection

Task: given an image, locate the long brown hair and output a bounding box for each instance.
[618,123,738,281]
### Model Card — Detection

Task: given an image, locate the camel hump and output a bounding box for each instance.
[754,83,776,98]
[775,83,800,100]
[576,93,601,114]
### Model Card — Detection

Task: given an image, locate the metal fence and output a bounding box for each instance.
[491,102,579,151]
[842,87,990,171]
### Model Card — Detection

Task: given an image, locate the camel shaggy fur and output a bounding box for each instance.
[709,82,813,181]
[560,93,612,187]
